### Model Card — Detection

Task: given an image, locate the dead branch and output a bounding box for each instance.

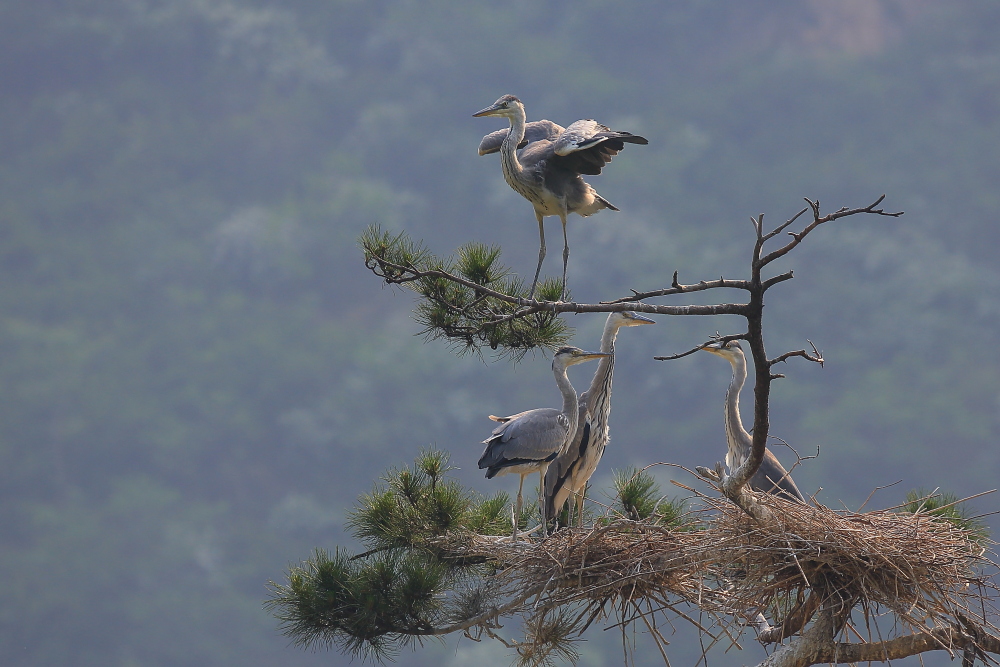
[768,341,824,369]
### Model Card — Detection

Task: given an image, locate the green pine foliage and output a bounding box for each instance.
[515,610,583,667]
[267,449,515,657]
[265,547,448,661]
[611,467,689,527]
[347,449,512,551]
[360,224,570,361]
[901,488,989,544]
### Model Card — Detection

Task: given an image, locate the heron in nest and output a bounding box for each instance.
[479,346,608,540]
[701,340,805,503]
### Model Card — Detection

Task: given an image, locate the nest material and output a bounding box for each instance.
[434,494,997,644]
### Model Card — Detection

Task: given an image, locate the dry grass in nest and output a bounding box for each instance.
[434,493,998,645]
[705,495,994,631]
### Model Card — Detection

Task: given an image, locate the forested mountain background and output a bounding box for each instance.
[2,2,999,665]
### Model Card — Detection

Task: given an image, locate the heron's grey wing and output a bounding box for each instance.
[477,120,566,156]
[517,138,557,170]
[751,449,806,503]
[479,407,568,474]
[549,119,648,176]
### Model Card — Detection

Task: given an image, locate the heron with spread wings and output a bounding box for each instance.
[479,346,608,540]
[474,95,648,299]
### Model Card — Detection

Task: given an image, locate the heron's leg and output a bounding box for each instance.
[559,212,569,301]
[512,474,526,542]
[577,483,588,528]
[529,212,546,300]
[538,470,547,537]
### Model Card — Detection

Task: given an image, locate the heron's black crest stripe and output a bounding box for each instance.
[577,419,592,458]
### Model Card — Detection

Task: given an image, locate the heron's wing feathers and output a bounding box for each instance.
[517,140,557,170]
[479,407,570,471]
[478,120,565,156]
[752,449,806,503]
[550,120,648,176]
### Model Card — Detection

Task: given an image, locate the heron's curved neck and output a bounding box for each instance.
[500,107,527,183]
[553,363,580,438]
[724,356,750,470]
[585,319,622,414]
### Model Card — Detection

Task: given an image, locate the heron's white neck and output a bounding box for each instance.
[723,354,750,471]
[553,362,581,445]
[499,106,527,185]
[585,318,623,414]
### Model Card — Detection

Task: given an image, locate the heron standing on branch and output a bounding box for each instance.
[701,340,806,503]
[479,346,608,540]
[474,95,648,299]
[545,311,655,527]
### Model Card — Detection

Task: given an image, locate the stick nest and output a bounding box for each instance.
[434,494,997,645]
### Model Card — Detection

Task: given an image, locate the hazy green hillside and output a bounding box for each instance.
[1,2,998,665]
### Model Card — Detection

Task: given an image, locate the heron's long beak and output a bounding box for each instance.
[578,351,611,361]
[473,104,502,117]
[628,313,656,325]
[700,342,725,356]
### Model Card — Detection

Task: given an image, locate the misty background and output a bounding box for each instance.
[2,1,999,665]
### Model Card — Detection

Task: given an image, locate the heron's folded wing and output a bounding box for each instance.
[477,120,565,156]
[479,407,568,469]
[752,449,806,503]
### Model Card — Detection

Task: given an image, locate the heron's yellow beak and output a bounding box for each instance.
[627,313,656,326]
[578,351,611,361]
[473,104,502,117]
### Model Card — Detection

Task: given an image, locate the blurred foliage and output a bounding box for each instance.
[1,1,999,666]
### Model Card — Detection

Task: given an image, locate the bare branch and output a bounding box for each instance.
[757,592,822,644]
[605,275,750,304]
[761,207,809,242]
[811,626,996,665]
[369,253,749,318]
[761,270,794,290]
[758,195,903,269]
[768,340,824,368]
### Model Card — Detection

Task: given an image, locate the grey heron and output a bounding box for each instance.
[479,346,609,540]
[474,95,648,299]
[701,340,806,503]
[544,311,656,527]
